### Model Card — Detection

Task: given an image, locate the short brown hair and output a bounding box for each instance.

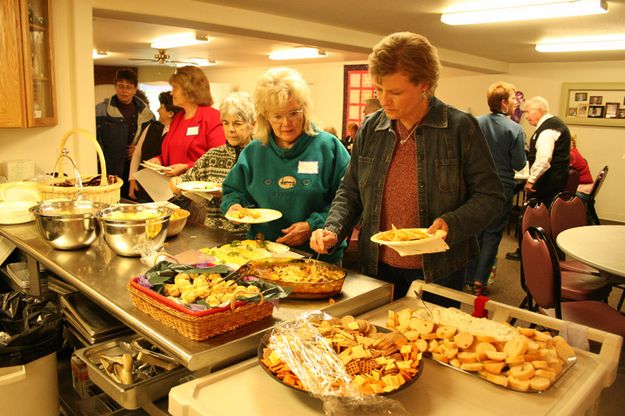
[487,81,516,113]
[169,66,213,106]
[368,32,440,97]
[115,69,138,86]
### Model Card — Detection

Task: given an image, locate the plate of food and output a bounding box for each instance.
[176,181,222,193]
[371,226,449,256]
[225,208,282,224]
[199,239,291,268]
[258,314,424,396]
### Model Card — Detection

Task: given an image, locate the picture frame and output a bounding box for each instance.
[589,96,603,105]
[574,92,587,102]
[561,82,625,127]
[605,102,620,118]
[588,106,605,118]
[618,109,625,119]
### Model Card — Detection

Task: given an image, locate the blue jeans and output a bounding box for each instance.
[465,186,515,286]
[377,262,464,308]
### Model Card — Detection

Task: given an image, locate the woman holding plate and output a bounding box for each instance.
[221,68,351,263]
[310,32,504,300]
[170,92,255,234]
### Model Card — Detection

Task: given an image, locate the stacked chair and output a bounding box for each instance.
[563,167,580,194]
[517,197,611,311]
[521,226,625,337]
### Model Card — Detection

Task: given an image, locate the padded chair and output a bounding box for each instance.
[521,226,625,337]
[550,192,601,275]
[563,168,580,194]
[587,165,608,225]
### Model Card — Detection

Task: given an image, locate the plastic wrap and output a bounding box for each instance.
[266,311,410,415]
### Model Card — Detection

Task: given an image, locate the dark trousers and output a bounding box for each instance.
[377,262,464,308]
[465,187,514,285]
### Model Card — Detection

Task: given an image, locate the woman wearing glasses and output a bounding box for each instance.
[221,67,351,262]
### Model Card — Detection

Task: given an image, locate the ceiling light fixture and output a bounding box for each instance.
[441,0,608,25]
[92,49,108,59]
[269,47,327,60]
[150,33,210,49]
[536,34,625,52]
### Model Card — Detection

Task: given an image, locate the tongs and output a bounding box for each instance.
[119,340,179,371]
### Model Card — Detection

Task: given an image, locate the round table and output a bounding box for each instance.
[556,225,625,280]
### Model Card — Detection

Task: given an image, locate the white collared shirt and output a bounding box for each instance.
[528,113,561,184]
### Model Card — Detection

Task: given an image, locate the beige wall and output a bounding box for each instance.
[0,0,621,221]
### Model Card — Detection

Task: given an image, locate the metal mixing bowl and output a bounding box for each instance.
[97,205,173,257]
[31,200,107,250]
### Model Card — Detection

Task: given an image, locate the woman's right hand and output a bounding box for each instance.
[169,177,183,195]
[225,203,244,224]
[310,229,338,254]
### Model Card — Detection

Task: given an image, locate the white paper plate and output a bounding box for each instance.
[225,208,282,224]
[371,228,449,256]
[0,201,36,224]
[140,161,173,173]
[177,181,222,193]
[0,182,40,203]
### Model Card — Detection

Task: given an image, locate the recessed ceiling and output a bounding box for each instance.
[93,0,625,69]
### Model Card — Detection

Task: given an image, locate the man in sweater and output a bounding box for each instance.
[523,96,571,206]
[466,82,527,294]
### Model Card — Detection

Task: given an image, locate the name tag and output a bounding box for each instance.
[186,126,199,136]
[298,161,319,174]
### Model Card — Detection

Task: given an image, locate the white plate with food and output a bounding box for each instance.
[225,208,282,224]
[371,226,449,256]
[176,181,222,193]
[140,161,173,174]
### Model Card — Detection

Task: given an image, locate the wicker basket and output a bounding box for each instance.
[128,278,274,341]
[37,128,123,204]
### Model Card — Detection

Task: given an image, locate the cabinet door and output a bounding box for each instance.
[0,0,27,127]
[21,0,57,126]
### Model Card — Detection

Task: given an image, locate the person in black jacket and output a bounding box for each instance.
[128,91,182,202]
[95,69,153,198]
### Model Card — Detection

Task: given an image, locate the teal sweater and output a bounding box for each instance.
[221,130,350,262]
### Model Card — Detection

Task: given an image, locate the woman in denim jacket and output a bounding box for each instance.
[311,32,504,301]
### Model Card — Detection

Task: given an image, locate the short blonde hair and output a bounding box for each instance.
[368,32,440,97]
[487,81,516,113]
[219,91,255,124]
[169,66,213,106]
[524,96,550,113]
[253,67,316,144]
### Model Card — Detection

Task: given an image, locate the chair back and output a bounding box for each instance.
[521,226,562,317]
[589,165,608,199]
[550,192,588,240]
[564,168,580,194]
[521,198,551,237]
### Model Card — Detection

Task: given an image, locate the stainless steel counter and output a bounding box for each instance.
[0,221,392,371]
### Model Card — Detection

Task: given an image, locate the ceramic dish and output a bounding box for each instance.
[177,181,222,193]
[225,208,282,224]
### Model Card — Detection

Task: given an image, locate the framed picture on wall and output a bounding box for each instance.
[618,109,625,118]
[561,83,625,126]
[588,106,605,118]
[605,102,620,118]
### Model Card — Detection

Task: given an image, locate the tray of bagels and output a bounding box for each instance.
[385,305,576,393]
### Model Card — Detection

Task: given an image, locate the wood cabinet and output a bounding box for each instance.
[0,0,57,128]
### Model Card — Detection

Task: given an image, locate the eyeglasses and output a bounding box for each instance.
[268,109,303,124]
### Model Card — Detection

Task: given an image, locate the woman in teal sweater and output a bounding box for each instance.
[221,67,350,263]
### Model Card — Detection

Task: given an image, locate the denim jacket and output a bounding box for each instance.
[324,97,505,282]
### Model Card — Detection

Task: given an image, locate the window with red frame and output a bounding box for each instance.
[342,64,376,138]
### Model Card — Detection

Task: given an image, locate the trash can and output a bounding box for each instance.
[0,291,63,416]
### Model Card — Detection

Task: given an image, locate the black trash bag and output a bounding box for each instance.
[0,291,63,367]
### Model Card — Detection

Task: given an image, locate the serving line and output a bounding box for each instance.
[0,221,392,371]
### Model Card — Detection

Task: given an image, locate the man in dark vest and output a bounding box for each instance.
[523,96,571,206]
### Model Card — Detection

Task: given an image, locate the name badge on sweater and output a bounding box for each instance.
[298,161,318,174]
[186,126,199,136]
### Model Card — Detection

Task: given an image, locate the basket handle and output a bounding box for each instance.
[56,128,108,187]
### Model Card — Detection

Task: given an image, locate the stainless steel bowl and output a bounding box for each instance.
[31,200,107,250]
[97,205,173,257]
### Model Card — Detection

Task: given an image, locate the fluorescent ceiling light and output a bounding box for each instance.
[536,34,625,52]
[92,49,108,59]
[441,0,608,25]
[150,33,210,49]
[269,47,327,60]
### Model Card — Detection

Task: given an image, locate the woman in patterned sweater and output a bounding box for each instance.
[170,92,255,234]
